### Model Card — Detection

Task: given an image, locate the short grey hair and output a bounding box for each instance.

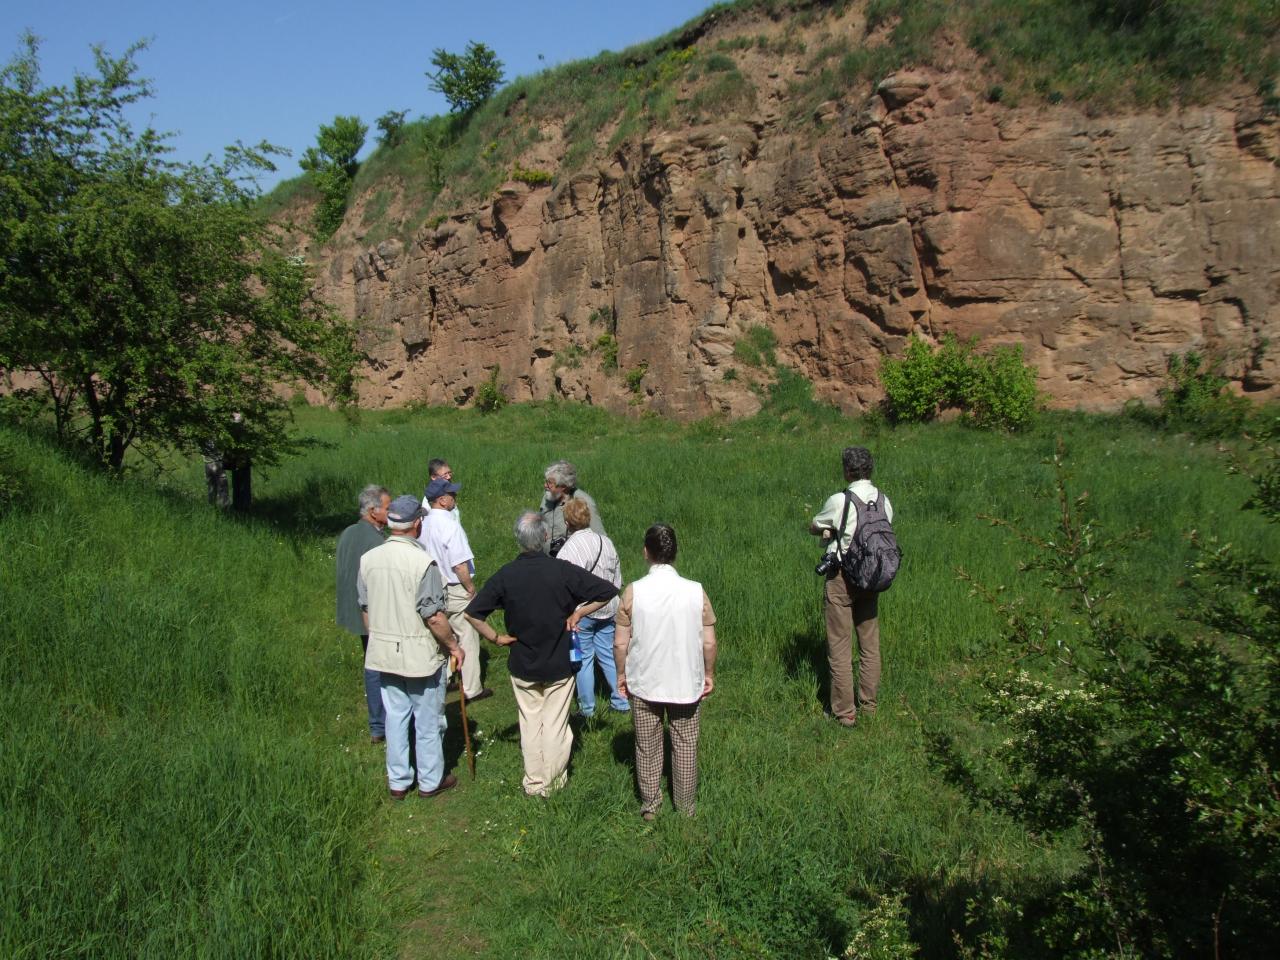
[386,517,417,533]
[358,484,390,517]
[544,459,578,490]
[515,511,549,553]
[842,447,874,480]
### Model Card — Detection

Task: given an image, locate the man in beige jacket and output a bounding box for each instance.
[359,495,464,799]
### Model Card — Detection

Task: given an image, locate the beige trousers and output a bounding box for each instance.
[824,572,880,721]
[509,675,575,796]
[444,583,482,698]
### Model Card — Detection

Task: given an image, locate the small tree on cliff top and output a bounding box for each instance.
[427,41,504,114]
[0,36,358,472]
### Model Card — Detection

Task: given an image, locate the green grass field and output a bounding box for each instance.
[2,401,1273,957]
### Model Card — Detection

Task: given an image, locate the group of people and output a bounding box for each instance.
[335,447,891,819]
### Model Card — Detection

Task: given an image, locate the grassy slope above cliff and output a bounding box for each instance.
[263,0,1278,246]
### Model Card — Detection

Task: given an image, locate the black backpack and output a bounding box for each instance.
[835,490,901,592]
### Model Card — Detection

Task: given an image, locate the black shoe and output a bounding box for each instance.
[465,687,494,704]
[419,773,458,798]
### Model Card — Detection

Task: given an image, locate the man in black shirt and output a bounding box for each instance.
[466,511,617,796]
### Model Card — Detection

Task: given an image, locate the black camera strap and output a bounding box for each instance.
[832,490,854,561]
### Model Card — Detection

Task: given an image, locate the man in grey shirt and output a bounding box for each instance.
[539,459,604,556]
[336,484,390,743]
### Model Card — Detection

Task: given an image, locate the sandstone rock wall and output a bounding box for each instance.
[316,69,1280,418]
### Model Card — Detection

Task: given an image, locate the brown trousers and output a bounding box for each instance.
[631,697,701,816]
[824,572,880,721]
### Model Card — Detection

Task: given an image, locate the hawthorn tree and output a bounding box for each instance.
[427,41,504,114]
[300,113,367,239]
[0,35,358,473]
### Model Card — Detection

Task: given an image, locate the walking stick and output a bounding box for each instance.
[454,655,476,780]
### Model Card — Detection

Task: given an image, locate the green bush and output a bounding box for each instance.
[879,334,1039,430]
[935,440,1280,957]
[474,366,508,413]
[1153,351,1251,438]
[594,334,619,371]
[511,164,554,186]
[624,363,648,395]
[732,324,778,368]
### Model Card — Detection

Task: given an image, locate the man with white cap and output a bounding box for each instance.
[358,494,464,799]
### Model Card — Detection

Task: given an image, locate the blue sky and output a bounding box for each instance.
[2,1,717,189]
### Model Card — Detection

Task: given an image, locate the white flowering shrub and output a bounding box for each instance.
[934,435,1280,958]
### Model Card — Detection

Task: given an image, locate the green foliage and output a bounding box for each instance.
[868,0,1279,108]
[0,437,21,515]
[0,37,358,472]
[301,114,368,239]
[510,163,554,186]
[300,114,366,179]
[732,324,778,368]
[375,109,408,147]
[1145,350,1252,438]
[880,334,1039,430]
[836,893,920,959]
[474,365,508,413]
[705,52,737,72]
[624,362,648,395]
[553,344,586,369]
[594,333,619,371]
[722,366,739,382]
[428,41,505,114]
[937,442,1280,957]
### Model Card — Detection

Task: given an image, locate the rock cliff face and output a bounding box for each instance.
[314,58,1279,418]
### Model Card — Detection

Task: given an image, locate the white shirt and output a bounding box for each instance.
[419,507,474,585]
[557,528,622,620]
[813,480,894,555]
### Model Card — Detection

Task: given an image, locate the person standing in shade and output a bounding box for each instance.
[539,460,603,556]
[420,476,492,704]
[614,523,717,821]
[464,511,617,797]
[336,484,392,743]
[358,495,464,799]
[557,498,627,719]
[809,445,894,728]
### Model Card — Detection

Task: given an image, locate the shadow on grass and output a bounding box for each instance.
[781,629,829,710]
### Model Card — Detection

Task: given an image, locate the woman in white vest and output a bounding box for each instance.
[614,523,718,821]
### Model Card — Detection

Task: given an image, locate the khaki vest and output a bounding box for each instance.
[360,536,446,678]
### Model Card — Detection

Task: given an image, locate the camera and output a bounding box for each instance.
[549,535,567,557]
[814,552,840,576]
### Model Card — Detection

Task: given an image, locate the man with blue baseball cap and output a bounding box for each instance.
[420,477,492,704]
[358,494,465,798]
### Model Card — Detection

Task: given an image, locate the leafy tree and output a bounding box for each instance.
[300,113,366,179]
[0,35,358,473]
[300,114,367,239]
[427,41,504,114]
[375,109,409,147]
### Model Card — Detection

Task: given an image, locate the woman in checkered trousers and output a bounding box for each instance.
[613,523,719,821]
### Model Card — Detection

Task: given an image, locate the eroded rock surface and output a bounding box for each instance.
[316,70,1280,417]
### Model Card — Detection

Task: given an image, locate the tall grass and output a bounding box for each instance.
[5,401,1275,956]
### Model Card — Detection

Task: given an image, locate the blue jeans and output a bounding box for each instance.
[360,636,385,737]
[574,617,629,715]
[380,668,447,791]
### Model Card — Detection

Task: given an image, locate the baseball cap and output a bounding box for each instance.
[387,494,425,523]
[425,478,462,501]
